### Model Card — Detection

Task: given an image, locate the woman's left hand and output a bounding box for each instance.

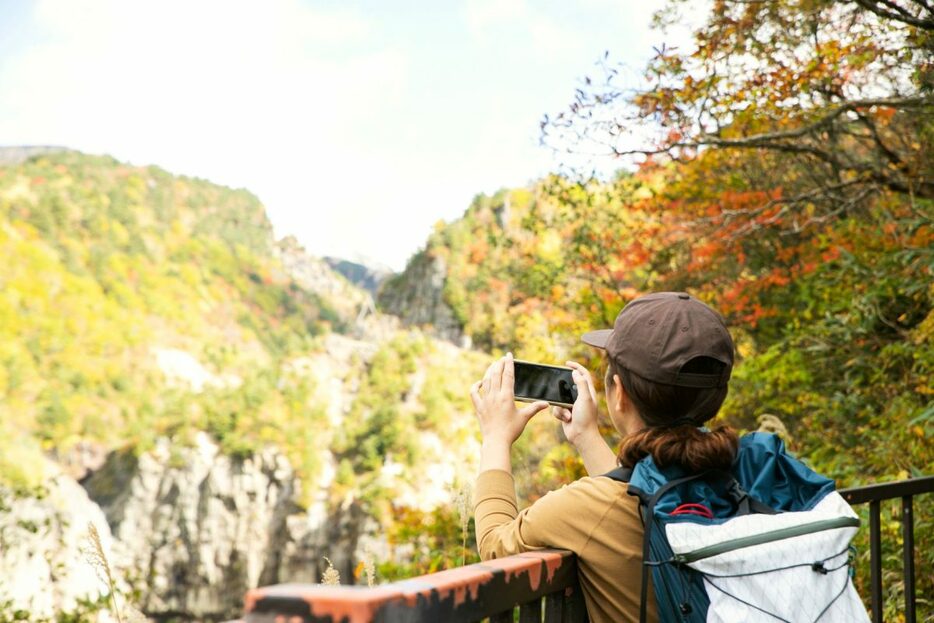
[470,353,549,446]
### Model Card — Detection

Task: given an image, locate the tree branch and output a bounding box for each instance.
[697,96,929,146]
[849,0,934,30]
[854,111,903,166]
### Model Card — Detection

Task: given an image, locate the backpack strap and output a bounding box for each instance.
[601,465,633,483]
[721,474,779,516]
[636,471,714,623]
[602,465,653,623]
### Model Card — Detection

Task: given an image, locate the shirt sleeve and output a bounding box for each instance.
[473,469,613,561]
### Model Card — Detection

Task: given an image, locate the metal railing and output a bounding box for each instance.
[240,476,932,623]
[840,474,934,623]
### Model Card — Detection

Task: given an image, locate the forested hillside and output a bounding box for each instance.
[0,150,335,490]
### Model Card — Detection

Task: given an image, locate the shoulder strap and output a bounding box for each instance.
[637,471,713,623]
[601,465,633,483]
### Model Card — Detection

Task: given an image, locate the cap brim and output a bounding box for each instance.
[581,329,613,349]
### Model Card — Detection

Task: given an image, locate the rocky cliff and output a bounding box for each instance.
[0,461,112,620]
[81,433,366,621]
[276,237,371,313]
[377,250,465,345]
[0,436,370,622]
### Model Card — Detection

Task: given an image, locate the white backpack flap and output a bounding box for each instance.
[665,492,871,623]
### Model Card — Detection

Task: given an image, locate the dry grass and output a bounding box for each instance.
[82,522,147,623]
[453,481,472,566]
[361,548,376,588]
[321,557,341,585]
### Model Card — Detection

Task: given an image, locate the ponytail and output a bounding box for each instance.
[617,424,739,471]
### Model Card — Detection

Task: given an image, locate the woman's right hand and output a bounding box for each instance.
[552,361,600,448]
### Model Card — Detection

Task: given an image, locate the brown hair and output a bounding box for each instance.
[608,358,739,471]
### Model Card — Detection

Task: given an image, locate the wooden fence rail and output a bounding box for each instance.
[244,550,587,623]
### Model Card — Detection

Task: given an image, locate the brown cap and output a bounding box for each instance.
[582,292,734,388]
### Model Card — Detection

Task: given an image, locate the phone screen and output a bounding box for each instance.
[513,360,578,407]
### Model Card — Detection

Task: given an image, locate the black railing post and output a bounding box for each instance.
[869,500,882,623]
[519,599,542,622]
[544,592,563,622]
[566,584,589,622]
[901,495,915,623]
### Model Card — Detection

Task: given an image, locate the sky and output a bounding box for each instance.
[0,0,677,271]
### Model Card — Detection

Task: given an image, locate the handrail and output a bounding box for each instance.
[243,549,587,623]
[840,474,934,505]
[239,476,932,623]
[840,474,934,623]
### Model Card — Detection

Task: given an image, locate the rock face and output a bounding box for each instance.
[82,433,367,621]
[0,461,112,619]
[276,237,371,312]
[377,251,464,345]
[275,237,403,340]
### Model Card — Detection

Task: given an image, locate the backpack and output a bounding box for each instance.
[604,432,870,623]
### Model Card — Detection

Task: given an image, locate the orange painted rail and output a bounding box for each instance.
[243,549,587,623]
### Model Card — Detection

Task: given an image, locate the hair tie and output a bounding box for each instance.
[660,416,699,429]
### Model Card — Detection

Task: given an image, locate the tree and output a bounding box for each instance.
[544,0,934,225]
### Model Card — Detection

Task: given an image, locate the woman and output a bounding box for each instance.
[470,292,737,623]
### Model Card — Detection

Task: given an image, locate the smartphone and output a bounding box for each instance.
[513,360,578,408]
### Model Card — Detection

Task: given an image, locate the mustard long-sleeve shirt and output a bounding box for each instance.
[474,469,659,623]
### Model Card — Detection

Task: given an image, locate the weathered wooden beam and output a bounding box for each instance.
[244,549,585,623]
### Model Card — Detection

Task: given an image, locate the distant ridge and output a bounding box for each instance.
[0,145,71,166]
[324,256,393,297]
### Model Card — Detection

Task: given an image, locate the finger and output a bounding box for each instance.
[584,369,598,403]
[570,369,593,403]
[470,381,482,411]
[518,401,549,421]
[551,406,565,421]
[490,356,505,392]
[566,361,588,375]
[482,361,495,392]
[566,360,595,395]
[502,352,515,391]
[555,407,571,423]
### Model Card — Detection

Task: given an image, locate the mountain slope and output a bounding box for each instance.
[0,151,341,485]
[0,151,495,620]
